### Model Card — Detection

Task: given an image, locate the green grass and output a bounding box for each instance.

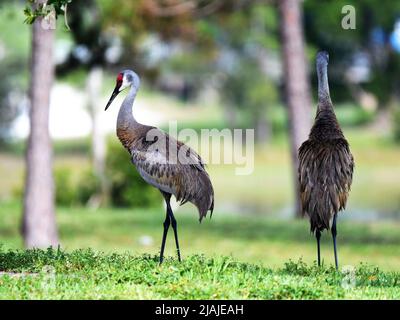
[1,189,400,299]
[0,249,399,299]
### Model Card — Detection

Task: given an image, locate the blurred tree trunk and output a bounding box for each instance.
[86,66,107,208]
[254,113,271,144]
[279,0,312,218]
[22,2,58,247]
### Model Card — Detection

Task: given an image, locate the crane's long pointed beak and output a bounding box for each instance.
[105,86,120,111]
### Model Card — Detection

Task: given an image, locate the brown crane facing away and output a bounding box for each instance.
[105,70,214,264]
[298,52,354,269]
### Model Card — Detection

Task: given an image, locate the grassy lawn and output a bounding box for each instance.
[0,249,399,299]
[0,201,400,299]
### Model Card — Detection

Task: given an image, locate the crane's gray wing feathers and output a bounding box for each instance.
[130,128,214,221]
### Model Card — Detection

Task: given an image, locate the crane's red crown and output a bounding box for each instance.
[116,73,123,84]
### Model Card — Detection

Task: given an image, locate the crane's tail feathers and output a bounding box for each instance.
[190,171,214,223]
[197,197,214,223]
[209,199,214,219]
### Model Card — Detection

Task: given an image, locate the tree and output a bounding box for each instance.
[279,0,312,217]
[22,0,58,247]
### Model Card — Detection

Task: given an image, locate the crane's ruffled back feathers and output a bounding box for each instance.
[298,113,354,233]
[299,138,354,232]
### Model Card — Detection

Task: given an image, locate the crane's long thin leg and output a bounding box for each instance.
[316,230,321,267]
[159,202,170,265]
[167,202,181,262]
[332,213,338,270]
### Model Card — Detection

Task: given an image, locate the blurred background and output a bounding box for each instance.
[0,0,400,269]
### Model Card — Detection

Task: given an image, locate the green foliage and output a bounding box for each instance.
[0,248,399,299]
[222,62,277,111]
[221,59,278,139]
[54,166,101,206]
[54,166,77,206]
[13,167,83,206]
[76,169,102,205]
[105,140,162,208]
[334,104,375,127]
[52,138,90,155]
[23,0,72,26]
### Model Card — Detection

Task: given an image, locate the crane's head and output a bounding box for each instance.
[105,70,140,111]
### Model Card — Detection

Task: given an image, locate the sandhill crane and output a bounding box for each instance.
[105,70,214,264]
[298,51,354,269]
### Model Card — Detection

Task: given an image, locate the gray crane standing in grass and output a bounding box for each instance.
[298,51,354,269]
[105,70,214,264]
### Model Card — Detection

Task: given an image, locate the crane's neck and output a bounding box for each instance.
[317,60,332,112]
[117,83,140,130]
